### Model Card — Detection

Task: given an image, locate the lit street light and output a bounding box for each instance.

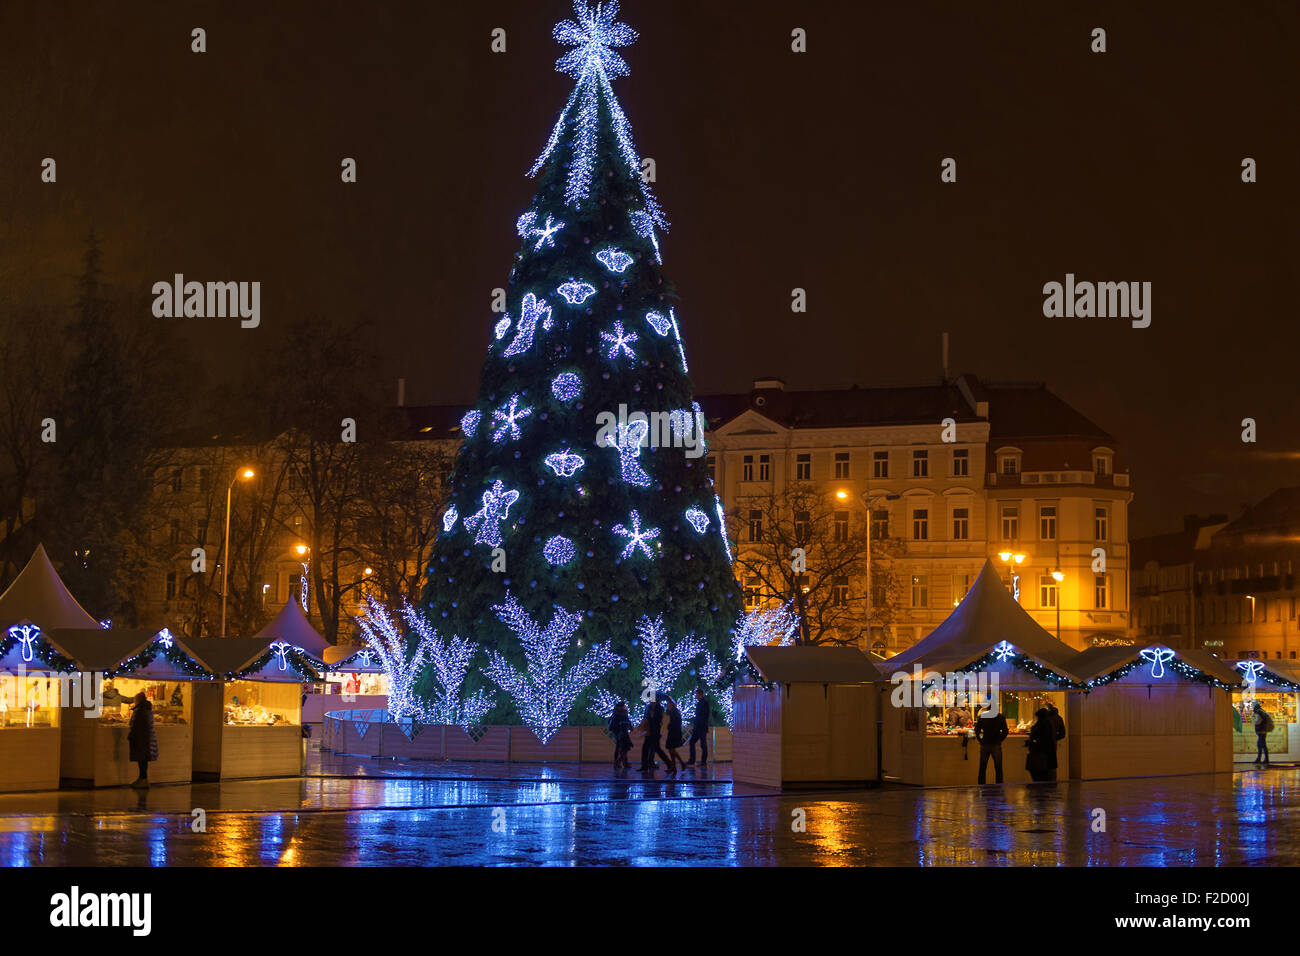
[219,467,256,638]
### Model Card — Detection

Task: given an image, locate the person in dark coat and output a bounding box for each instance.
[638,698,671,772]
[974,703,1009,784]
[1025,708,1057,782]
[1044,701,1066,780]
[663,698,685,775]
[608,701,633,769]
[1253,701,1273,765]
[127,692,158,789]
[686,688,710,767]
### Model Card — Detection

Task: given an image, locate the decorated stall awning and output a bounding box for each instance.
[746,646,882,684]
[254,599,332,656]
[325,645,385,674]
[1235,659,1300,692]
[885,559,1083,688]
[0,624,76,673]
[184,636,323,682]
[1070,641,1242,690]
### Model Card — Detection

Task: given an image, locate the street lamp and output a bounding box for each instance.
[295,544,312,612]
[1051,567,1065,640]
[219,467,256,638]
[999,551,1027,603]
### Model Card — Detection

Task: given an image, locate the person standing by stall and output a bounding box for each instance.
[608,701,633,769]
[1253,701,1274,765]
[974,701,1009,785]
[664,697,686,775]
[127,692,158,789]
[686,688,710,767]
[1045,701,1066,780]
[1026,708,1057,782]
[638,697,670,773]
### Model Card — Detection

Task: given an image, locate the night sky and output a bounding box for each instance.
[1,0,1296,536]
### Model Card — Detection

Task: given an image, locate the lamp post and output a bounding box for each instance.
[998,550,1027,603]
[295,543,311,613]
[856,488,900,650]
[1051,567,1065,640]
[219,468,256,638]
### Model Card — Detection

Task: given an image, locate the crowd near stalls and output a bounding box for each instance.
[733,646,879,789]
[877,560,1083,786]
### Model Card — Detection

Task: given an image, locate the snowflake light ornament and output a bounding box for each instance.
[528,214,565,250]
[600,320,638,361]
[554,0,638,79]
[491,395,533,443]
[613,510,660,559]
[993,641,1015,662]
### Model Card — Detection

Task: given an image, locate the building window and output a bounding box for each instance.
[165,572,177,600]
[289,573,303,603]
[795,453,811,481]
[912,508,928,540]
[197,467,212,493]
[833,510,849,543]
[1001,505,1019,540]
[834,452,850,479]
[912,449,928,478]
[744,576,763,610]
[832,576,849,606]
[1094,506,1108,541]
[169,468,184,493]
[1095,574,1108,609]
[873,451,889,479]
[952,507,969,540]
[742,455,754,481]
[758,454,771,481]
[952,573,973,604]
[196,519,208,541]
[911,574,929,608]
[1000,455,1019,476]
[1094,454,1111,476]
[1039,505,1057,540]
[871,509,889,540]
[747,509,763,542]
[1040,575,1058,609]
[168,518,181,545]
[793,510,810,542]
[706,456,716,483]
[952,448,969,477]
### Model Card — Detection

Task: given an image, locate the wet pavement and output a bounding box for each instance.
[0,747,1294,865]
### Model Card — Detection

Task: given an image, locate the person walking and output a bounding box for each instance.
[1044,701,1066,780]
[1253,701,1274,765]
[608,701,633,769]
[686,688,710,767]
[664,698,686,775]
[974,701,1009,784]
[1025,708,1057,782]
[638,697,671,772]
[127,692,158,789]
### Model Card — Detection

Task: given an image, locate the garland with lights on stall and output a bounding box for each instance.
[1081,652,1241,691]
[1237,660,1300,692]
[108,631,215,680]
[232,644,325,682]
[928,642,1082,690]
[0,625,78,673]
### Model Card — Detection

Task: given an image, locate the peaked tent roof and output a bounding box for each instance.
[887,559,1081,677]
[183,637,280,677]
[46,629,156,673]
[0,544,100,631]
[254,599,331,655]
[747,646,883,684]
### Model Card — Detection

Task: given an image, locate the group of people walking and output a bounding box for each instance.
[974,700,1066,785]
[607,688,711,775]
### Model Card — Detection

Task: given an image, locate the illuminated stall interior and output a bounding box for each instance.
[1230,659,1300,763]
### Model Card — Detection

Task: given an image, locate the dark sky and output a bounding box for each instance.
[1,0,1297,537]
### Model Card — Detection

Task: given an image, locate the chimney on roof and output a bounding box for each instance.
[397,378,406,407]
[753,377,785,390]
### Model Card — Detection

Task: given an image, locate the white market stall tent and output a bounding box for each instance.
[880,559,1082,786]
[0,545,101,792]
[1068,641,1239,779]
[733,646,879,789]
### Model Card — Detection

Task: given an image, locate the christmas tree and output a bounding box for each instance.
[418,0,742,732]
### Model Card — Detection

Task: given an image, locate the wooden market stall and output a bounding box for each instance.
[732,646,879,788]
[0,545,101,792]
[880,559,1084,787]
[1230,660,1300,764]
[308,645,389,725]
[185,636,321,780]
[54,628,213,787]
[1067,642,1239,779]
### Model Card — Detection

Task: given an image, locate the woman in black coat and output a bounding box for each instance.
[1025,708,1056,783]
[663,698,685,776]
[127,693,158,789]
